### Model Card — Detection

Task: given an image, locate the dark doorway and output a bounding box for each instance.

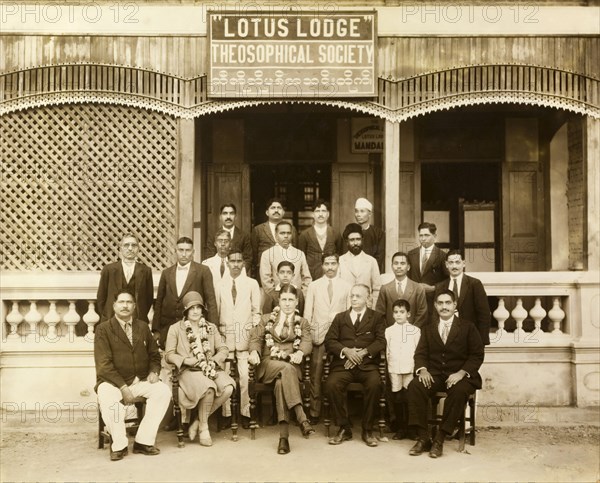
[251,164,332,231]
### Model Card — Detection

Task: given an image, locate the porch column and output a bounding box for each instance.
[384,120,400,271]
[572,116,600,407]
[177,118,195,247]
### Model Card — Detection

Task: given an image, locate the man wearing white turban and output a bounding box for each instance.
[352,198,385,272]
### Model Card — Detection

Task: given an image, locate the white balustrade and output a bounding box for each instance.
[44,301,61,339]
[24,301,42,338]
[529,298,547,337]
[548,297,566,334]
[83,301,100,341]
[511,298,528,340]
[5,301,23,338]
[63,301,81,341]
[492,297,509,340]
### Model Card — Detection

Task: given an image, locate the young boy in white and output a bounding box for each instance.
[385,299,421,439]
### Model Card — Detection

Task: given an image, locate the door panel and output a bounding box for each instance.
[502,162,545,271]
[331,163,374,234]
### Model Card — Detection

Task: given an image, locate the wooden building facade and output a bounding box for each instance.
[1,2,599,415]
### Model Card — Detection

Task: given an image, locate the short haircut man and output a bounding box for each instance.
[406,222,449,290]
[94,288,171,460]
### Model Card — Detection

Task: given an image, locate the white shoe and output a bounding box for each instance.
[188,420,199,440]
[199,429,212,447]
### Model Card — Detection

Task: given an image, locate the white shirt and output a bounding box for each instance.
[222,226,235,238]
[268,222,278,240]
[438,315,455,341]
[121,260,135,283]
[176,262,190,296]
[351,308,366,325]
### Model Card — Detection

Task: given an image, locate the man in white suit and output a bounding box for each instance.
[303,252,351,424]
[338,223,381,308]
[203,229,243,301]
[217,249,261,429]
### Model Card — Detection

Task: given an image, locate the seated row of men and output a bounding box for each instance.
[94,246,486,460]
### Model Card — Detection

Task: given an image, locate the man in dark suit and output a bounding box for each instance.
[324,284,386,447]
[407,289,484,458]
[96,233,154,323]
[95,289,171,461]
[435,249,491,345]
[204,203,253,276]
[297,199,342,279]
[407,222,449,293]
[251,198,298,280]
[152,236,218,349]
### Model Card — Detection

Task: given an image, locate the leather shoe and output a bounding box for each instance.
[110,446,128,461]
[392,429,407,440]
[361,430,378,447]
[277,437,290,454]
[429,439,444,458]
[132,442,160,456]
[300,420,315,438]
[409,438,432,456]
[328,427,352,445]
[241,416,251,430]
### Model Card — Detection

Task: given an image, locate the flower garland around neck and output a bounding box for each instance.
[184,317,217,379]
[264,306,302,361]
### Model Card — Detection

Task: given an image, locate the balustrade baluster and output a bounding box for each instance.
[5,301,23,338]
[63,301,80,340]
[548,298,565,334]
[44,300,61,339]
[24,301,42,339]
[83,300,100,341]
[529,297,547,337]
[511,298,528,340]
[492,297,509,340]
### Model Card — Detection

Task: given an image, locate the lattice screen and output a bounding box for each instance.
[1,104,178,271]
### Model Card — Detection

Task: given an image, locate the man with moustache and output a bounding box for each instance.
[251,198,298,280]
[205,203,252,276]
[96,233,154,323]
[406,290,484,459]
[435,249,491,346]
[407,222,449,293]
[95,289,171,461]
[298,199,342,280]
[352,198,385,272]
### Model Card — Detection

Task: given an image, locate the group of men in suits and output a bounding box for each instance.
[94,203,490,458]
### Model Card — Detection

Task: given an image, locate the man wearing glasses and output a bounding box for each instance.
[96,233,154,323]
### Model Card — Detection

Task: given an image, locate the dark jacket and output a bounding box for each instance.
[414,316,484,389]
[152,261,218,348]
[94,317,161,392]
[96,261,154,323]
[325,308,386,371]
[407,245,449,286]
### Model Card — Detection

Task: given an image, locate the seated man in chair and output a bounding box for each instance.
[248,285,315,454]
[324,283,386,447]
[94,289,171,461]
[407,289,484,459]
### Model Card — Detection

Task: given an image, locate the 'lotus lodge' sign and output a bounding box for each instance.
[208,11,377,98]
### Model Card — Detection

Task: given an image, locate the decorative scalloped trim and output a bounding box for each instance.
[1,91,598,121]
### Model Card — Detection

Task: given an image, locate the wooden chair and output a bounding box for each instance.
[171,356,240,447]
[428,391,477,451]
[98,397,146,449]
[322,353,387,438]
[248,354,311,440]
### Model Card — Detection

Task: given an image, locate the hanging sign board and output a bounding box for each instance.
[351,118,384,153]
[208,11,377,98]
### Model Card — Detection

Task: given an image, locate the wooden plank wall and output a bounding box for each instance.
[1,35,597,80]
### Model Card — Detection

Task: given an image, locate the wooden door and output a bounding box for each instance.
[331,163,375,235]
[501,162,545,271]
[203,163,250,257]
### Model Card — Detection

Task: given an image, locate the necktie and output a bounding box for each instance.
[397,281,403,297]
[280,315,290,340]
[231,279,237,304]
[441,322,451,344]
[220,258,225,277]
[124,322,133,344]
[420,249,428,273]
[327,279,333,302]
[354,313,361,329]
[452,279,459,299]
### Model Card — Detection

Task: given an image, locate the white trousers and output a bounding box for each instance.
[223,350,250,418]
[98,380,171,451]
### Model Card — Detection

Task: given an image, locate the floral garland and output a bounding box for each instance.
[264,306,303,361]
[184,317,217,379]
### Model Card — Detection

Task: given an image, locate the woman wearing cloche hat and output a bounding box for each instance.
[165,291,235,447]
